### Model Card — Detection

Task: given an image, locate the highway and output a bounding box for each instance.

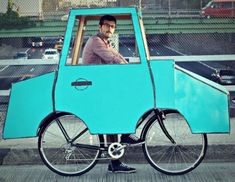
[0,65,57,90]
[0,47,58,90]
[1,45,173,91]
[0,44,235,99]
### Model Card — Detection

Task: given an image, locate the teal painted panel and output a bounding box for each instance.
[3,72,55,139]
[175,67,230,133]
[70,7,137,16]
[56,7,154,134]
[55,64,154,134]
[150,60,175,108]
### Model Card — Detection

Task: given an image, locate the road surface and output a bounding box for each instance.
[0,163,235,182]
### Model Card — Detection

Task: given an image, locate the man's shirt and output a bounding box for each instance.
[82,33,127,65]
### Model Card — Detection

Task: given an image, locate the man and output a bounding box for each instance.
[83,15,127,65]
[82,15,141,173]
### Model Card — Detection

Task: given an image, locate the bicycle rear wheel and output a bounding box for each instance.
[38,113,102,176]
[142,111,207,175]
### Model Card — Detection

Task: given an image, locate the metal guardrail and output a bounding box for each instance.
[1,16,235,37]
[34,10,202,20]
[153,55,235,62]
[0,59,59,65]
[0,91,10,97]
[0,55,234,65]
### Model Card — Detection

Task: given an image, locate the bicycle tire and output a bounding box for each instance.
[38,113,102,176]
[141,110,207,175]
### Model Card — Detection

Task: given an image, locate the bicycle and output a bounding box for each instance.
[4,7,227,178]
[38,109,207,176]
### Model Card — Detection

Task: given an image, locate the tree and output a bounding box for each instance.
[0,0,35,29]
[5,0,19,18]
[7,0,13,12]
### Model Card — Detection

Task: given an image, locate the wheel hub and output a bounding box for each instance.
[65,144,76,160]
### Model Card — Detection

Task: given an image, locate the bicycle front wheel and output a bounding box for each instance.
[142,111,207,175]
[38,113,102,176]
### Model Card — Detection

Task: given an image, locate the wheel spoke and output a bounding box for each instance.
[38,114,101,176]
[142,112,207,175]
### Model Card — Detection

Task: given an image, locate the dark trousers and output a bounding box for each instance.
[106,134,118,143]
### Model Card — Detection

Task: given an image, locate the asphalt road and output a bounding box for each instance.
[0,163,235,182]
[0,65,57,90]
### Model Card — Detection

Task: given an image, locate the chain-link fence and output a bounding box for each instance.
[1,0,234,57]
[0,96,8,139]
[1,0,235,126]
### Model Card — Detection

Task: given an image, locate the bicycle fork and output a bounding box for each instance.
[154,110,176,144]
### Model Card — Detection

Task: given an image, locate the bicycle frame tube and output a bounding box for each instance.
[56,118,90,143]
[56,119,101,150]
[55,118,71,142]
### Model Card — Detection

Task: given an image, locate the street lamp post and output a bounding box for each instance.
[168,0,171,17]
[138,0,142,14]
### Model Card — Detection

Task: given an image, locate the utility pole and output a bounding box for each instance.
[138,0,142,14]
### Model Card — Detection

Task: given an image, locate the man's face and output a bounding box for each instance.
[99,20,116,39]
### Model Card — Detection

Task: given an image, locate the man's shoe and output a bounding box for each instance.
[121,134,142,145]
[108,162,136,173]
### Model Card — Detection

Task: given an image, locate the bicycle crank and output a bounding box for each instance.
[108,142,125,159]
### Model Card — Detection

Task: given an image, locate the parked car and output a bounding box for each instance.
[42,48,60,60]
[201,0,235,18]
[14,52,28,59]
[211,69,235,85]
[31,37,43,47]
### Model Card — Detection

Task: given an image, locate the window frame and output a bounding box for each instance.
[60,9,150,67]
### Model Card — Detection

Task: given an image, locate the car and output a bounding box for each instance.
[14,52,28,59]
[211,69,235,85]
[201,0,235,18]
[31,37,43,47]
[42,48,60,60]
[54,40,63,52]
[230,91,235,106]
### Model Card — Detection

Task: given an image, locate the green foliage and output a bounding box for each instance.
[7,0,14,13]
[0,10,35,29]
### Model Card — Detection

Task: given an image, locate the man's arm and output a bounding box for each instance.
[92,36,128,64]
